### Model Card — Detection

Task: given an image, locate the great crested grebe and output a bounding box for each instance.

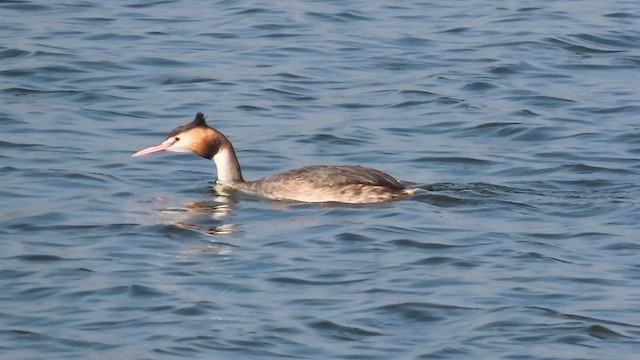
[132,113,417,204]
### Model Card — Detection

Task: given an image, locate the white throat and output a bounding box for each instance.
[212,145,243,184]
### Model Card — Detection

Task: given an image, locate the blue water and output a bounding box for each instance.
[2,1,640,359]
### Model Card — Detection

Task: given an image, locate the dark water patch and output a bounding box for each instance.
[263,87,316,101]
[32,65,87,75]
[197,32,237,39]
[600,242,640,252]
[335,232,375,242]
[393,36,434,47]
[488,64,518,75]
[436,96,466,105]
[0,190,36,201]
[128,284,167,298]
[0,329,39,337]
[513,126,563,142]
[391,239,460,250]
[2,87,82,96]
[398,89,439,98]
[479,306,640,346]
[44,267,95,283]
[71,16,116,24]
[526,232,612,240]
[587,325,628,340]
[389,100,432,108]
[6,222,138,235]
[259,33,307,39]
[62,287,121,303]
[512,252,573,264]
[492,11,574,24]
[278,85,317,96]
[252,23,306,31]
[161,76,219,85]
[438,27,471,34]
[131,57,186,67]
[12,254,68,262]
[0,328,114,353]
[463,81,499,91]
[369,302,473,323]
[573,33,638,50]
[18,286,62,300]
[334,11,373,21]
[336,102,378,109]
[410,156,493,165]
[0,2,51,11]
[558,163,635,175]
[306,11,372,23]
[84,33,145,41]
[30,48,74,58]
[236,105,269,112]
[166,337,305,359]
[417,347,473,359]
[125,0,177,9]
[546,179,623,189]
[574,105,640,115]
[409,256,480,268]
[268,277,367,286]
[0,269,36,280]
[297,133,370,146]
[78,317,148,331]
[0,141,46,150]
[463,121,526,137]
[378,59,429,71]
[412,192,479,207]
[74,91,137,103]
[287,298,351,308]
[604,12,640,19]
[71,60,132,72]
[613,131,640,144]
[309,320,383,341]
[384,120,465,137]
[546,36,625,54]
[233,8,277,16]
[504,95,575,108]
[5,212,69,230]
[20,168,120,187]
[517,7,543,12]
[555,63,634,71]
[488,60,571,80]
[430,182,539,197]
[460,122,564,142]
[0,47,30,59]
[177,275,256,294]
[272,72,311,80]
[413,182,547,212]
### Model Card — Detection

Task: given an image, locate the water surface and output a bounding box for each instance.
[2,1,640,359]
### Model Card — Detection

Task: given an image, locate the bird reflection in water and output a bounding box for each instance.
[157,185,240,237]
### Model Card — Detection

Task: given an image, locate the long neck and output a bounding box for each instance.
[212,139,244,184]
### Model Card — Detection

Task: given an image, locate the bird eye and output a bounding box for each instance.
[174,137,180,142]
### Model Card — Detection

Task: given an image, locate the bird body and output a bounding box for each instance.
[133,113,417,204]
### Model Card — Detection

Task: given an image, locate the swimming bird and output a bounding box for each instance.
[132,113,417,204]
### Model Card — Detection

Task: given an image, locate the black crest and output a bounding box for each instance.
[193,112,207,126]
[167,112,209,138]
